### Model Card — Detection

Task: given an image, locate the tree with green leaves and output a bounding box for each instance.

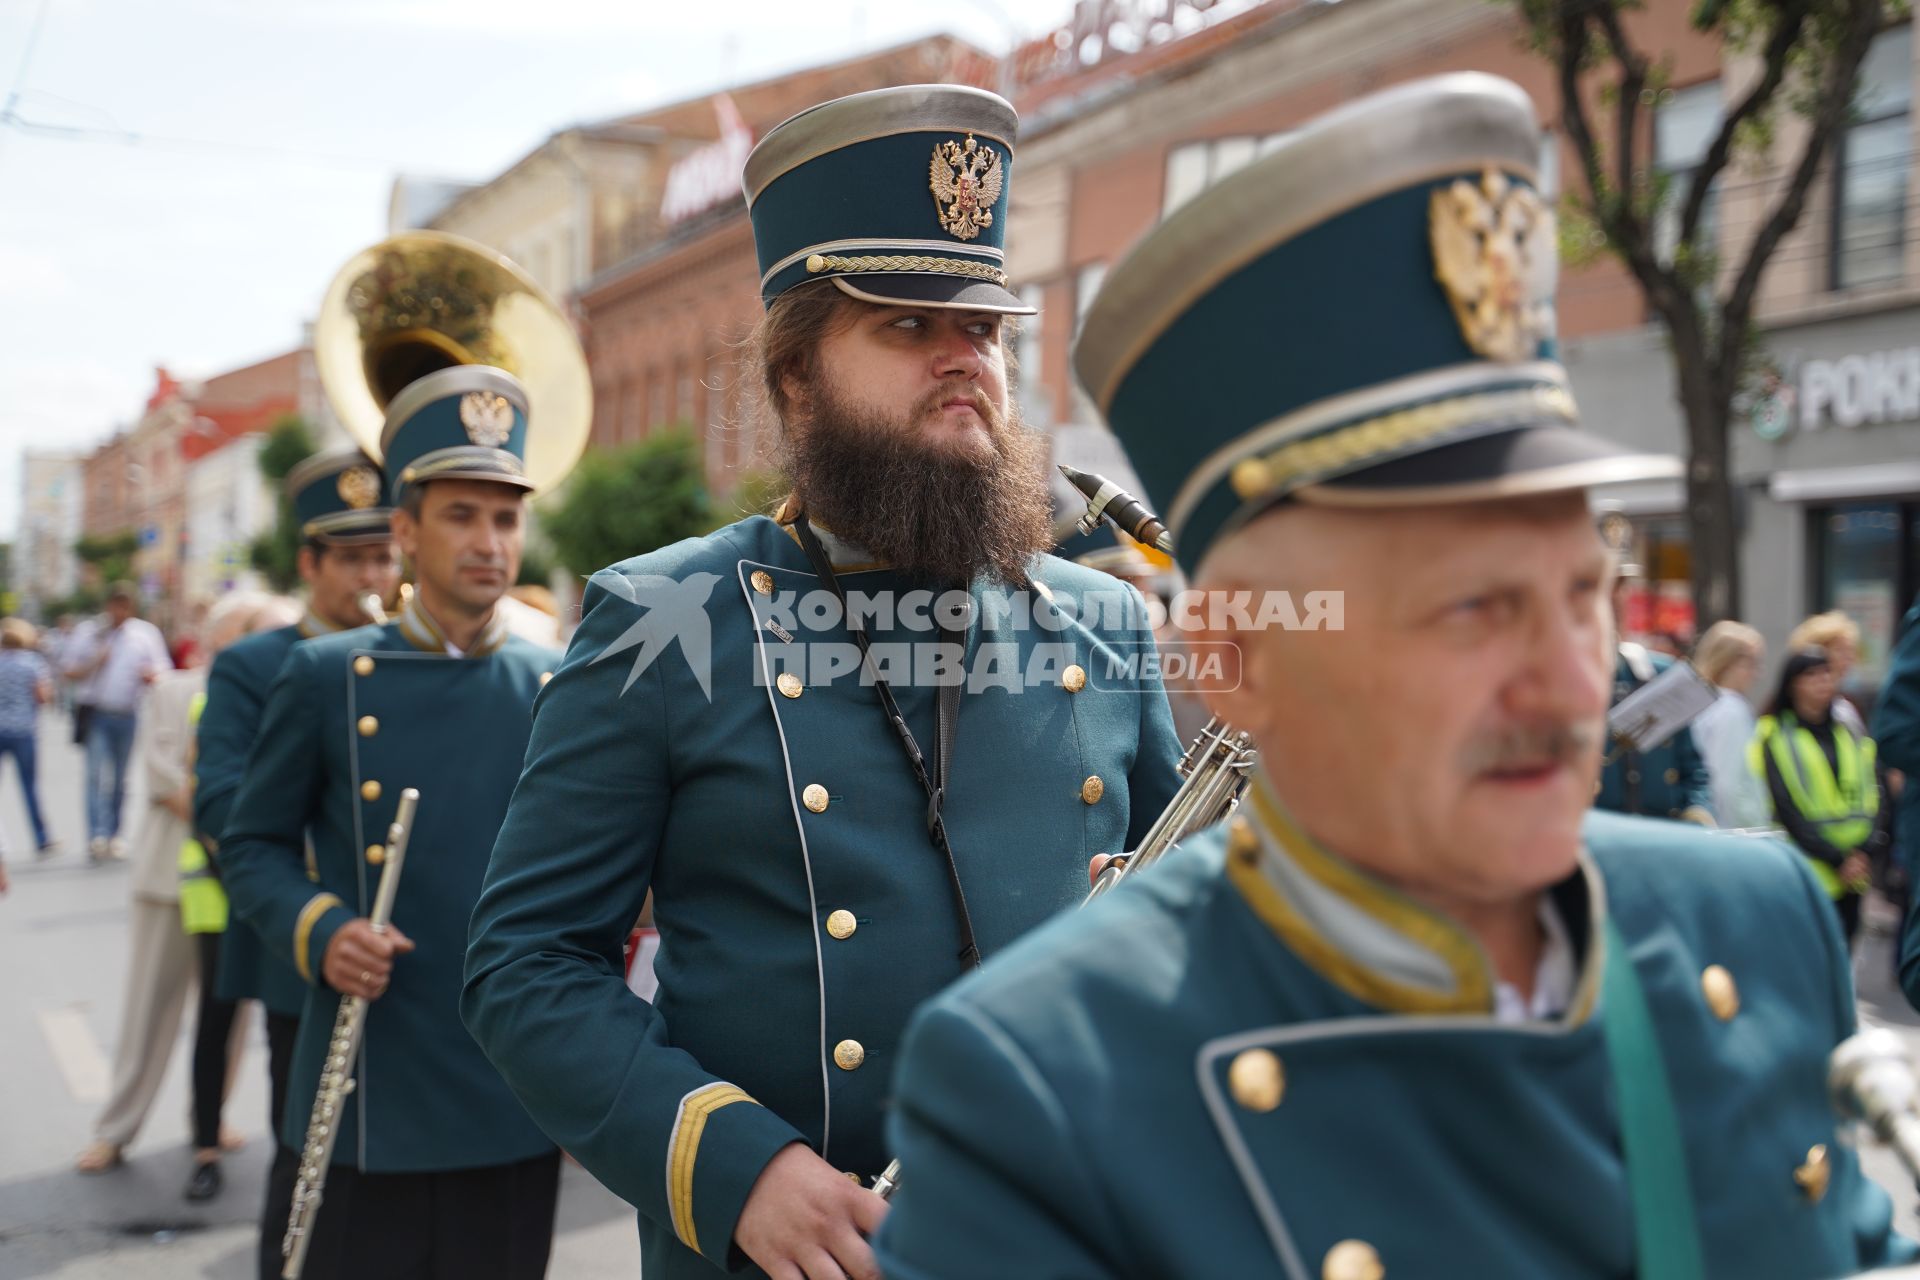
[541,430,721,579]
[1514,0,1896,626]
[249,414,318,591]
[74,530,139,598]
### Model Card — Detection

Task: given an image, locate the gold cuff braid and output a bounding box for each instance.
[803,253,1007,286]
[293,892,345,984]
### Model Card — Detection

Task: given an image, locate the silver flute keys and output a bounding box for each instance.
[281,787,420,1279]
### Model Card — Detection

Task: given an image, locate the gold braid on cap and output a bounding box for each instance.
[1229,384,1578,499]
[804,253,1007,285]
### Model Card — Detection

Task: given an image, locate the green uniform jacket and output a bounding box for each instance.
[877,795,1912,1279]
[222,622,560,1173]
[1878,593,1920,1006]
[463,515,1182,1278]
[194,620,316,1016]
[1598,645,1715,823]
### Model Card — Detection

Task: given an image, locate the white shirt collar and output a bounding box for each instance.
[1493,895,1576,1023]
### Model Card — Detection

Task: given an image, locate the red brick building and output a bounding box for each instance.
[576,34,1000,494]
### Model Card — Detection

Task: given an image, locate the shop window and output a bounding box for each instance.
[1653,82,1723,267]
[1815,501,1910,693]
[1832,25,1913,291]
[1616,515,1697,650]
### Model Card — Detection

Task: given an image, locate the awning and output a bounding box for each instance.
[1768,460,1920,502]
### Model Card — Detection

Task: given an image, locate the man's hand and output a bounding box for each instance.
[734,1143,887,1280]
[1088,854,1117,891]
[1840,852,1872,890]
[321,919,415,1000]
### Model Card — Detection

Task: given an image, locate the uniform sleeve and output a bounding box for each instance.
[1673,716,1715,822]
[219,645,346,987]
[1121,591,1182,851]
[463,577,805,1270]
[875,998,1125,1280]
[193,648,267,849]
[1874,594,1920,776]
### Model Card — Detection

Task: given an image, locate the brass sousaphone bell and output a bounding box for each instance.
[313,230,592,493]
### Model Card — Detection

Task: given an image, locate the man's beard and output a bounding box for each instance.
[783,377,1055,588]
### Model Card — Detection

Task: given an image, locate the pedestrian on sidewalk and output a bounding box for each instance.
[0,617,58,855]
[74,593,276,1182]
[1751,647,1891,949]
[1690,620,1769,830]
[63,583,170,861]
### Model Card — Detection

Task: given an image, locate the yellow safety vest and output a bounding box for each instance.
[179,690,228,934]
[1749,713,1879,898]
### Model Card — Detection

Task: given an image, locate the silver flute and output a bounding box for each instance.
[873,472,1255,1202]
[282,787,420,1279]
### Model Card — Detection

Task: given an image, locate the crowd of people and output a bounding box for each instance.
[12,69,1920,1280]
[1625,609,1905,953]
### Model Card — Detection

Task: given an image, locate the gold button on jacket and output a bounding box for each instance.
[366,844,386,865]
[1062,664,1087,693]
[777,672,804,699]
[1229,1048,1284,1112]
[1323,1240,1384,1280]
[353,655,375,676]
[834,1039,865,1070]
[357,715,379,737]
[1081,775,1105,805]
[826,910,857,939]
[361,780,382,802]
[1702,965,1740,1021]
[751,569,775,596]
[803,784,830,813]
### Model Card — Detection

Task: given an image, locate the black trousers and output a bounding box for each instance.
[190,932,240,1151]
[257,1011,302,1280]
[1837,891,1863,949]
[261,1149,561,1280]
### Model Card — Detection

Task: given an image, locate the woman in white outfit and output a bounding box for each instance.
[1690,620,1768,830]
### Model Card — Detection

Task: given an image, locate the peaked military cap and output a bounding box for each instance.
[1074,73,1680,575]
[284,448,393,545]
[380,365,532,507]
[743,84,1034,315]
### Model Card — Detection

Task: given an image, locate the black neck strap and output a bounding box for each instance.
[791,515,980,971]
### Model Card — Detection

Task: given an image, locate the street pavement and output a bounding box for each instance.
[4,704,1920,1278]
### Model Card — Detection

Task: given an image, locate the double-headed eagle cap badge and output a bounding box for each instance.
[336,464,381,510]
[459,390,516,448]
[1429,168,1556,363]
[930,134,1003,242]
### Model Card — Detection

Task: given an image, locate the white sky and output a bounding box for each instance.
[0,0,1075,537]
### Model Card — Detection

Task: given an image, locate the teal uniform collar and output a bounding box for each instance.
[296,609,340,640]
[397,592,510,658]
[1226,776,1605,1024]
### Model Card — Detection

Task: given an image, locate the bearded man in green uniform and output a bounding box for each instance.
[463,84,1182,1280]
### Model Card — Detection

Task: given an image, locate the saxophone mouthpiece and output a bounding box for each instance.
[1056,465,1174,555]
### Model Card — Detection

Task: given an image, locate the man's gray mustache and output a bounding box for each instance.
[1461,721,1603,774]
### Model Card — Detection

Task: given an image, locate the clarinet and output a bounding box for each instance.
[281,788,420,1279]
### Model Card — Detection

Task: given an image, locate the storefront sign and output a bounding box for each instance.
[659,94,753,227]
[1795,346,1920,432]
